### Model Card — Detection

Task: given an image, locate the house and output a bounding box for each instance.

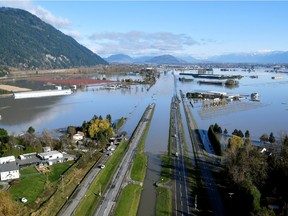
[37,151,63,161]
[0,161,20,181]
[73,132,84,142]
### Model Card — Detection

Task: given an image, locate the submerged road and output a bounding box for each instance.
[94,103,155,216]
[181,91,226,216]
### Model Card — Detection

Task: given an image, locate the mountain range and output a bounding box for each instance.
[1,7,287,69]
[0,7,107,69]
[105,52,288,64]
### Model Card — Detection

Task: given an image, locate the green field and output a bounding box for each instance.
[9,167,46,204]
[114,184,142,216]
[9,161,74,204]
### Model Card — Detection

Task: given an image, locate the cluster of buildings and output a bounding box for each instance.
[0,147,75,181]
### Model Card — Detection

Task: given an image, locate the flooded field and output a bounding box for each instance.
[0,68,288,214]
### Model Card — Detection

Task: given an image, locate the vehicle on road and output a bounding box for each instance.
[99,164,105,169]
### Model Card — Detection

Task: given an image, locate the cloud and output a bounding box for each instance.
[88,31,200,57]
[0,0,70,28]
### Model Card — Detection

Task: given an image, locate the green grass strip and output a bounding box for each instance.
[156,187,171,216]
[74,141,128,216]
[130,105,155,182]
[113,184,142,216]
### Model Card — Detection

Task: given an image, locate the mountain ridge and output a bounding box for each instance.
[105,51,288,64]
[0,7,107,69]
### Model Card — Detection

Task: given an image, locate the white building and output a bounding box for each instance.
[73,132,84,142]
[37,151,63,161]
[0,162,20,181]
[43,147,51,153]
[0,155,16,164]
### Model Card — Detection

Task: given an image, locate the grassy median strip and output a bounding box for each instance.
[113,184,142,216]
[74,141,128,216]
[156,187,171,216]
[114,105,155,216]
[130,105,155,182]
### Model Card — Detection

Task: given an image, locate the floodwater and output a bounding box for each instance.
[0,68,288,214]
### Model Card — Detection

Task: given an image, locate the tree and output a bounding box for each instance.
[0,128,9,143]
[106,114,112,124]
[232,129,239,136]
[268,132,275,144]
[260,133,269,143]
[245,130,250,139]
[228,135,244,153]
[67,126,76,137]
[27,126,35,134]
[238,130,244,138]
[224,128,228,135]
[88,119,114,140]
[284,135,288,147]
[213,123,222,134]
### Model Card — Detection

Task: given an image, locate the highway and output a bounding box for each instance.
[171,96,192,216]
[58,103,155,216]
[94,103,155,216]
[181,92,226,216]
[58,154,110,216]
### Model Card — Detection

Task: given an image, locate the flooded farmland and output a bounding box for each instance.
[0,68,288,214]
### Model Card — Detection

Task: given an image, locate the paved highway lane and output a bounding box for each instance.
[58,155,110,216]
[171,96,192,216]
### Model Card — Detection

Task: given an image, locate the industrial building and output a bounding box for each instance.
[13,89,72,99]
[37,151,63,161]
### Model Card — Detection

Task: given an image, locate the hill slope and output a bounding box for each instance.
[0,7,107,69]
[105,54,134,63]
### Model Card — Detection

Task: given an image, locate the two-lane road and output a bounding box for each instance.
[171,96,192,216]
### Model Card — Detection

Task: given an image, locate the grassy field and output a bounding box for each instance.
[9,161,74,209]
[113,184,142,216]
[74,141,129,216]
[48,161,74,183]
[9,167,46,204]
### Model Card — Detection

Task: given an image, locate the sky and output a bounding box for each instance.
[0,1,288,59]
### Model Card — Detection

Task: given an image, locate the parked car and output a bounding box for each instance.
[21,197,28,203]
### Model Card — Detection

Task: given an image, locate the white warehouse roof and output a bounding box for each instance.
[38,151,63,160]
